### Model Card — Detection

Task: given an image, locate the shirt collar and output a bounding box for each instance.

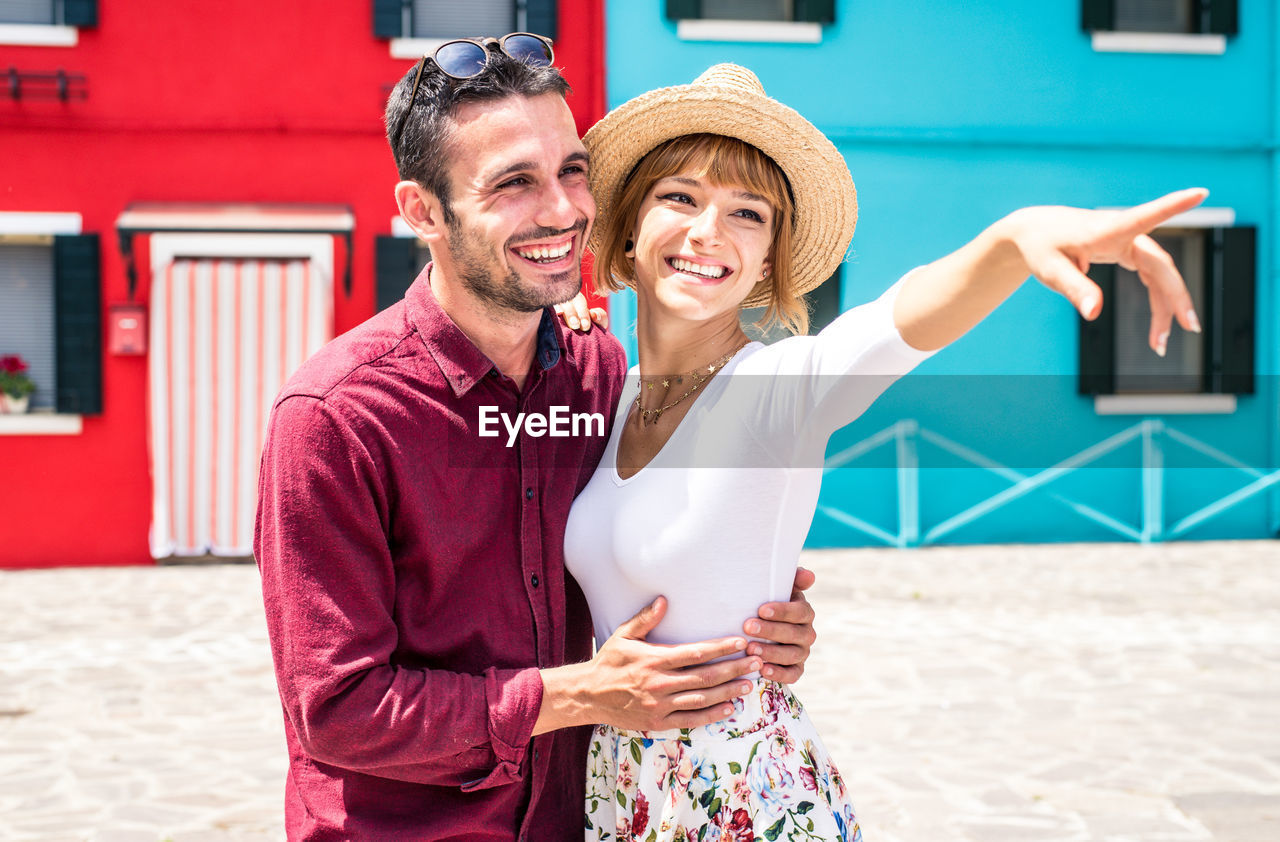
[407,263,567,397]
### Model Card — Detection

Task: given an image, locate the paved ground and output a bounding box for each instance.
[0,541,1276,841]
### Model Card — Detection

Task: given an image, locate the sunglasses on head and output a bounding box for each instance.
[391,32,555,155]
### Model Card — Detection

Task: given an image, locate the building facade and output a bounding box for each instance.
[604,0,1277,544]
[0,0,605,567]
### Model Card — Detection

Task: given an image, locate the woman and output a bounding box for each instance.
[563,64,1203,841]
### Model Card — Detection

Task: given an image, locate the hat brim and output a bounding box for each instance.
[584,74,857,309]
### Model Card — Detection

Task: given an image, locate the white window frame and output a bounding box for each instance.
[0,211,83,434]
[675,19,822,44]
[1092,205,1238,416]
[1091,32,1227,54]
[390,37,452,60]
[149,234,335,281]
[0,22,77,46]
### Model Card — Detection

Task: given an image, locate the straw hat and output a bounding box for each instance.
[584,63,857,308]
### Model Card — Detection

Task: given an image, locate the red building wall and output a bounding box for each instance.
[0,0,606,568]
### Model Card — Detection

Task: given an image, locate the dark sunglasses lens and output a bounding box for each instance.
[503,35,553,66]
[434,41,488,78]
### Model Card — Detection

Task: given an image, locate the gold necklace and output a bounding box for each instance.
[633,343,747,426]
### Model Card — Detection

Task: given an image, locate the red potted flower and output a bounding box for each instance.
[0,355,36,414]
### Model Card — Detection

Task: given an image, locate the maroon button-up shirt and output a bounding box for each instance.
[255,268,626,840]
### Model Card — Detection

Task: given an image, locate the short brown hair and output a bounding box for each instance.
[594,133,808,335]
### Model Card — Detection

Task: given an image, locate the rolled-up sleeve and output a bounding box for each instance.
[254,394,540,788]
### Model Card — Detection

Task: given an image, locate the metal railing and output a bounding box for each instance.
[818,419,1280,546]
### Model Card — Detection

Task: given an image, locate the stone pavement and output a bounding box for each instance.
[0,541,1276,841]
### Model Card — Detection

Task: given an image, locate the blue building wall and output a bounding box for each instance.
[602,1,1279,544]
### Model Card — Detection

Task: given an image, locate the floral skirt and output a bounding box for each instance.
[585,679,861,841]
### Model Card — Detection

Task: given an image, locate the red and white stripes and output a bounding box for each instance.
[149,258,332,558]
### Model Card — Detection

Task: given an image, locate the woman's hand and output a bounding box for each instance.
[554,292,609,333]
[1006,187,1207,355]
[895,187,1208,355]
[746,567,817,684]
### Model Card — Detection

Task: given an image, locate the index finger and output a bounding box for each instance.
[756,596,814,626]
[656,635,749,670]
[1113,188,1208,239]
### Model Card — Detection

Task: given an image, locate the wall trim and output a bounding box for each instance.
[148,233,336,288]
[0,212,83,236]
[1094,394,1237,415]
[0,414,83,435]
[390,37,450,60]
[0,23,77,47]
[1091,32,1227,55]
[676,19,822,44]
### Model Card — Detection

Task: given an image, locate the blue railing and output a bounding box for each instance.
[818,419,1280,546]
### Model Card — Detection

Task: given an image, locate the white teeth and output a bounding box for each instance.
[672,258,726,279]
[517,242,572,261]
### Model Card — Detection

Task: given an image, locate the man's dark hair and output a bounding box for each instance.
[385,50,571,223]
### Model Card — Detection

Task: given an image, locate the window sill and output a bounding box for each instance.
[0,23,78,47]
[676,19,822,44]
[1094,394,1236,415]
[0,413,83,435]
[390,37,452,60]
[1091,32,1226,55]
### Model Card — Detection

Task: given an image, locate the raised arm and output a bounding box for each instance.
[893,188,1208,354]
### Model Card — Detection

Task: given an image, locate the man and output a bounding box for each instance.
[255,41,818,840]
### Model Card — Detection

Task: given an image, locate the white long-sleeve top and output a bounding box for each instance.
[564,277,937,649]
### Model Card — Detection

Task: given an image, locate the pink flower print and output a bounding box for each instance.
[766,725,795,759]
[798,763,819,792]
[729,777,753,809]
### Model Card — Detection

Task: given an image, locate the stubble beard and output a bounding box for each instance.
[448,215,586,314]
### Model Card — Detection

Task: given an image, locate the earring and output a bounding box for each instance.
[624,238,634,254]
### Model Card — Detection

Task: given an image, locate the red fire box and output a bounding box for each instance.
[108,303,148,355]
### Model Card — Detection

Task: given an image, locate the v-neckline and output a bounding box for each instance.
[610,343,757,485]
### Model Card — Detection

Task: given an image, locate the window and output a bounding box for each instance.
[374,0,557,48]
[0,0,96,46]
[740,269,841,344]
[667,0,834,23]
[1079,225,1255,401]
[0,242,56,409]
[1083,0,1236,53]
[0,224,101,414]
[1083,0,1236,34]
[666,0,833,42]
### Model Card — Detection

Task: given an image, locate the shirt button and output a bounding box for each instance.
[525,487,534,500]
[488,368,498,378]
[531,574,539,588]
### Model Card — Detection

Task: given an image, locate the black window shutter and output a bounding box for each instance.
[794,0,836,24]
[1211,226,1255,394]
[1080,0,1115,31]
[665,0,702,21]
[373,0,406,38]
[61,0,98,27]
[525,0,558,40]
[376,235,420,313]
[53,234,103,415]
[1205,0,1239,35]
[1078,263,1116,395]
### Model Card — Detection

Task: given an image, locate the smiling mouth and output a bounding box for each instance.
[667,257,730,280]
[513,239,574,264]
